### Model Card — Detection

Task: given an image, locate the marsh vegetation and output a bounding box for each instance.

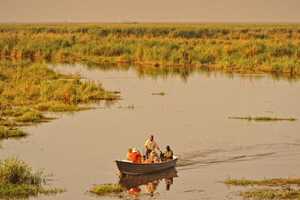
[0,62,119,139]
[89,184,123,196]
[0,24,300,76]
[225,178,300,200]
[228,116,297,122]
[0,158,64,198]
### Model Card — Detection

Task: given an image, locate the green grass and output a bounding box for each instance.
[1,23,300,77]
[0,158,64,198]
[228,116,297,122]
[0,126,27,139]
[89,184,124,196]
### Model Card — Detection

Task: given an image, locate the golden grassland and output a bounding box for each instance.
[0,23,300,76]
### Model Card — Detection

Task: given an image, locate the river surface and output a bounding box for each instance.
[1,64,300,200]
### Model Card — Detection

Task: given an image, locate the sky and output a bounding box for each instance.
[0,0,300,23]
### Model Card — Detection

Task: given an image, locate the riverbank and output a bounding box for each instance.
[0,23,300,77]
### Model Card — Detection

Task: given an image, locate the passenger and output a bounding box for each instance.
[126,148,134,161]
[149,150,160,163]
[131,148,142,163]
[163,145,173,161]
[144,135,160,158]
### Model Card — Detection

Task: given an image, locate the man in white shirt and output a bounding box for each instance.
[144,135,160,158]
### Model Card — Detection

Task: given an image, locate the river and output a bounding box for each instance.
[1,64,300,200]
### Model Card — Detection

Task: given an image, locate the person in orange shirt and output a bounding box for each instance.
[127,148,134,161]
[131,148,142,163]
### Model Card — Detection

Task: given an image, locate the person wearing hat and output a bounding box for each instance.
[144,135,160,159]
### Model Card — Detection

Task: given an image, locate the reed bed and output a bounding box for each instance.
[0,23,300,76]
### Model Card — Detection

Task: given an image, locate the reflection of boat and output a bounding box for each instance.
[115,157,178,175]
[119,167,178,189]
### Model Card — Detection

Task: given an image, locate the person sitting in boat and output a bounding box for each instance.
[148,150,160,163]
[126,148,133,161]
[163,145,173,161]
[131,148,142,163]
[144,135,160,158]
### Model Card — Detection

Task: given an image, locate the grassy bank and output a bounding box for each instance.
[0,158,64,198]
[0,24,300,76]
[225,178,300,200]
[0,61,119,139]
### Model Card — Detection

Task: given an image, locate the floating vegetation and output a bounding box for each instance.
[240,188,300,200]
[228,116,297,122]
[89,184,124,196]
[152,92,166,96]
[0,158,64,198]
[225,178,300,187]
[0,126,27,139]
[225,178,300,200]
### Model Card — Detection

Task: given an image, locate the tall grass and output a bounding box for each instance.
[0,23,300,76]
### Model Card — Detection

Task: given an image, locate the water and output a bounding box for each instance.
[1,64,300,200]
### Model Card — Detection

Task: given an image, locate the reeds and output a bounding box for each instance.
[0,23,300,76]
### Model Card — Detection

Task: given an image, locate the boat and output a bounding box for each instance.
[115,156,178,175]
[119,167,178,189]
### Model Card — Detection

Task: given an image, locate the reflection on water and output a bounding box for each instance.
[119,168,178,199]
[81,62,300,83]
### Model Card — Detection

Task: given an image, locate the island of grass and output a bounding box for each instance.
[225,178,300,200]
[0,158,64,198]
[0,62,120,139]
[228,116,297,122]
[89,184,124,196]
[0,23,300,77]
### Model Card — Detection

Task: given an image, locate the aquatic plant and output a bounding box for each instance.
[1,23,300,76]
[225,178,300,200]
[0,62,119,139]
[228,116,297,122]
[89,184,124,196]
[225,178,300,187]
[0,126,27,139]
[0,158,64,198]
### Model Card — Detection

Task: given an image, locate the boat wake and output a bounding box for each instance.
[176,142,300,169]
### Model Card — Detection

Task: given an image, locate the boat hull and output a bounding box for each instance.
[116,158,177,175]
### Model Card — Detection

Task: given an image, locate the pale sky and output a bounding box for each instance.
[0,0,300,23]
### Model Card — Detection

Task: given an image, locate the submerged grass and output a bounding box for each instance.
[0,158,64,198]
[226,178,300,200]
[228,116,297,122]
[89,184,124,196]
[0,62,119,139]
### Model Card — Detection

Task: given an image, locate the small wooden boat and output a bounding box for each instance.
[115,157,178,175]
